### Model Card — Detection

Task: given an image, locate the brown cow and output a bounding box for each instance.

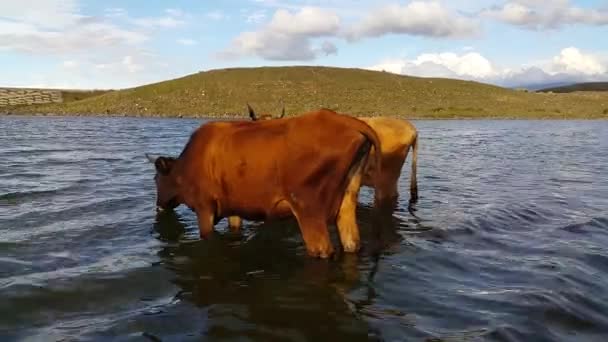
[146,109,382,258]
[248,107,418,208]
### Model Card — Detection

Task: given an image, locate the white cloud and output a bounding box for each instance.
[205,10,226,21]
[370,52,497,79]
[104,7,127,18]
[177,38,198,46]
[320,41,338,56]
[346,1,479,40]
[165,8,185,17]
[62,60,79,69]
[368,47,608,87]
[267,7,340,35]
[483,0,608,30]
[122,55,145,73]
[414,52,497,78]
[1,49,176,90]
[244,9,267,23]
[0,2,193,89]
[247,0,382,18]
[132,9,186,28]
[221,6,340,61]
[224,1,481,61]
[92,55,145,74]
[0,0,81,29]
[133,17,183,28]
[0,3,188,55]
[228,32,317,60]
[49,51,174,89]
[550,47,606,75]
[0,19,148,54]
[367,59,409,75]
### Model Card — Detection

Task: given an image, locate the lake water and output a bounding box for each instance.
[1,116,607,341]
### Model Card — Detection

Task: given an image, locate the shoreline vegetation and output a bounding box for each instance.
[2,66,608,119]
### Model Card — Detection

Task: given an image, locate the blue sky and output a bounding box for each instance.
[1,0,607,89]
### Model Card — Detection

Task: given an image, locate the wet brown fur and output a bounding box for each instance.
[247,107,419,208]
[148,109,382,258]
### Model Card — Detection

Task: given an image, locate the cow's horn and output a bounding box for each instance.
[247,103,257,121]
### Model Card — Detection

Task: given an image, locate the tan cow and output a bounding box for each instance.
[358,116,418,208]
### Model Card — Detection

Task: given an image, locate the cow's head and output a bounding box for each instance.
[146,154,179,212]
[247,103,285,121]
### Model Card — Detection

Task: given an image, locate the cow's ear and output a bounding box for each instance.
[154,157,175,175]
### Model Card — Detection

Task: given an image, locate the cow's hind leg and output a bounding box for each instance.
[336,146,368,253]
[228,216,242,232]
[374,150,407,211]
[375,174,399,210]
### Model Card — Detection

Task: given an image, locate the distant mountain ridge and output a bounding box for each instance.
[536,82,608,93]
[514,82,572,91]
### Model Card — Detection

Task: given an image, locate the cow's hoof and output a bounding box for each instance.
[342,241,360,253]
[318,250,333,259]
[307,246,334,259]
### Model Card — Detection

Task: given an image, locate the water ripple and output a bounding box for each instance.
[1,117,607,341]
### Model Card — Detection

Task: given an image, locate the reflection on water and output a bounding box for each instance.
[1,116,608,341]
[148,204,415,341]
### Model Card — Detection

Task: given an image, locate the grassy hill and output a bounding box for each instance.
[5,66,608,119]
[537,82,608,94]
[60,89,113,102]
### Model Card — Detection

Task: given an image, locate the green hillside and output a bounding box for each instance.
[60,89,113,102]
[5,66,608,119]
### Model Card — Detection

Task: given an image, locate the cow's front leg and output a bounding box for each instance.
[196,208,215,239]
[294,212,334,258]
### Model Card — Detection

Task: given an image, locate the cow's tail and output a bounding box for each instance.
[409,131,418,203]
[344,116,382,190]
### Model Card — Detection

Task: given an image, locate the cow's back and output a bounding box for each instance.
[175,111,371,221]
[359,117,417,154]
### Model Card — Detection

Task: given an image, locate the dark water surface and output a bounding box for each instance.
[1,116,607,341]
